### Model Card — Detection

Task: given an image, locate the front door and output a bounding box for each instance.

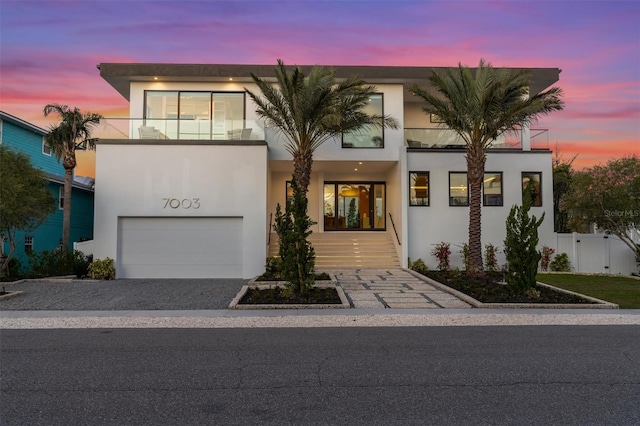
[323,182,385,231]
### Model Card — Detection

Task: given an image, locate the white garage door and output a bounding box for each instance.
[118,217,243,278]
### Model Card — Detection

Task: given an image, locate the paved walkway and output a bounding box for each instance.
[331,269,471,309]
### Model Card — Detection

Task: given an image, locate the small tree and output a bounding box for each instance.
[484,243,499,272]
[273,177,316,295]
[563,155,640,262]
[0,147,56,276]
[347,199,359,228]
[504,184,545,293]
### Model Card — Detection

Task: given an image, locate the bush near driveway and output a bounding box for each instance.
[537,273,640,309]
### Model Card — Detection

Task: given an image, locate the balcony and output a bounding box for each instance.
[404,128,549,150]
[94,118,265,141]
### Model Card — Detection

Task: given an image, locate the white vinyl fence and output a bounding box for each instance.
[73,240,94,258]
[554,233,638,275]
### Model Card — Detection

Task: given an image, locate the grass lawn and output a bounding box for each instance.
[536,273,640,309]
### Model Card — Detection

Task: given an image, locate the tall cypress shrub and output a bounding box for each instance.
[273,177,316,295]
[504,184,545,293]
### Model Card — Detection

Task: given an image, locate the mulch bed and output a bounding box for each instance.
[425,270,595,304]
[239,286,342,305]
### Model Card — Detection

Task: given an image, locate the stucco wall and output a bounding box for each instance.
[406,150,554,269]
[93,142,268,278]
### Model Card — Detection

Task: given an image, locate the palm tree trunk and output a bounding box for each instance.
[466,144,486,277]
[292,151,313,195]
[62,167,73,252]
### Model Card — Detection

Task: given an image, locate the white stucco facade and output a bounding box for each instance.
[94,62,561,278]
[93,142,268,278]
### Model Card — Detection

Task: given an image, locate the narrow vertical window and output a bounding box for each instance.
[42,140,51,156]
[449,172,469,206]
[522,172,542,206]
[24,236,33,253]
[483,172,503,206]
[286,181,294,202]
[58,187,64,210]
[409,172,429,206]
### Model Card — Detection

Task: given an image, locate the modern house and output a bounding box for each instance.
[0,111,95,265]
[94,63,558,279]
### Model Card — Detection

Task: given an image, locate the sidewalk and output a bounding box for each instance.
[2,269,640,329]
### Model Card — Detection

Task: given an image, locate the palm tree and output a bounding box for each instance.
[409,60,564,277]
[246,60,399,195]
[43,104,102,252]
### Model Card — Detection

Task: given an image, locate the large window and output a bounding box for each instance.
[522,172,542,206]
[449,172,469,206]
[342,94,384,148]
[409,172,429,206]
[144,91,244,140]
[483,172,503,206]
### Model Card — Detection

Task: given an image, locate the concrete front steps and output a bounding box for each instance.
[268,231,401,269]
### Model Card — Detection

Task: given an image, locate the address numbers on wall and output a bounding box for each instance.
[162,198,201,209]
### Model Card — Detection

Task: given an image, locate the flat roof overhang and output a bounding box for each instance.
[98,63,561,101]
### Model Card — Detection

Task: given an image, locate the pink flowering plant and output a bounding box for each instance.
[540,246,555,271]
[431,242,451,271]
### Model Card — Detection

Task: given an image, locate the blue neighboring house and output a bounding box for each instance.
[0,111,94,268]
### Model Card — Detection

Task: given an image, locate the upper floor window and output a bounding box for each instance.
[522,172,542,206]
[24,236,34,253]
[449,172,469,206]
[483,172,503,206]
[342,94,384,148]
[42,140,51,156]
[409,172,429,206]
[143,91,245,140]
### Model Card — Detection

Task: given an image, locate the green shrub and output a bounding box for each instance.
[27,250,75,277]
[550,253,571,272]
[88,257,115,280]
[504,183,545,293]
[73,252,93,278]
[459,243,470,272]
[408,258,429,275]
[273,176,315,295]
[484,243,499,272]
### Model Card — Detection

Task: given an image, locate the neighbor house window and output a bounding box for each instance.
[42,140,51,156]
[58,187,64,210]
[449,172,469,206]
[483,172,503,206]
[24,236,33,253]
[409,172,429,206]
[522,172,542,206]
[342,94,384,148]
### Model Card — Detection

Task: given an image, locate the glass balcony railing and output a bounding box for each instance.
[94,118,265,141]
[404,128,549,150]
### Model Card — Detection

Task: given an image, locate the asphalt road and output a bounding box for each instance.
[1,325,639,425]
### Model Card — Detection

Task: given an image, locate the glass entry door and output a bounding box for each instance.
[323,182,385,230]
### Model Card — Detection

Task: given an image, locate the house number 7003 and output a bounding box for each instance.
[162,198,200,209]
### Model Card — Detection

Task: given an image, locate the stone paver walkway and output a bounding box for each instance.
[329,269,472,309]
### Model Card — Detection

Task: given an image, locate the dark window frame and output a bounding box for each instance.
[449,172,469,207]
[522,171,543,207]
[342,93,385,149]
[483,171,503,207]
[409,171,430,206]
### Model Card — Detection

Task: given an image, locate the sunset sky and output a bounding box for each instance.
[1,0,638,177]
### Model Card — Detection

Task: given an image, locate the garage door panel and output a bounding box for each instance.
[118,217,242,278]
